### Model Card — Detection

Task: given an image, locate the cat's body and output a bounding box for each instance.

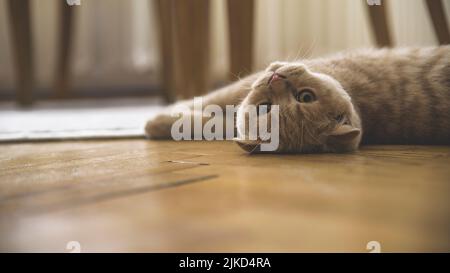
[306,47,450,144]
[146,46,450,153]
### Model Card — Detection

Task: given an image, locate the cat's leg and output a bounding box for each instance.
[145,72,262,139]
[145,110,201,139]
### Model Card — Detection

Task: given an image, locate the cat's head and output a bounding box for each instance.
[235,61,362,153]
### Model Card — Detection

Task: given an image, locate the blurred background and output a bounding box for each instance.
[0,0,449,104]
[0,0,448,142]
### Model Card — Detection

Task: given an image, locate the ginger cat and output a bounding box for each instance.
[146,46,450,153]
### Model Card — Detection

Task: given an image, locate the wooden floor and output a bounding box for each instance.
[0,140,449,252]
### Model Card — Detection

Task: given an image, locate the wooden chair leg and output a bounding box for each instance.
[54,0,76,98]
[425,0,450,45]
[7,0,33,106]
[227,0,254,79]
[172,0,210,99]
[366,1,393,47]
[155,0,176,103]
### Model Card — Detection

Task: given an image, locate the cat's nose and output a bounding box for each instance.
[268,73,286,85]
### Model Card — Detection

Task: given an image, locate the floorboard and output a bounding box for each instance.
[0,140,449,252]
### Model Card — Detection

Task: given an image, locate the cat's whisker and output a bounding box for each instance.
[229,72,243,82]
[293,44,305,62]
[299,37,317,60]
[300,120,305,153]
[308,38,317,58]
[304,125,322,145]
[300,113,326,145]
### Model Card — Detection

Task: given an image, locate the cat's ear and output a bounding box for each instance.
[326,124,361,152]
[233,138,261,153]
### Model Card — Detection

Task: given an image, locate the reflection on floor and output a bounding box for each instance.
[0,140,449,252]
[0,98,164,141]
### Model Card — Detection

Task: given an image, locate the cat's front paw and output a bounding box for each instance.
[145,114,176,139]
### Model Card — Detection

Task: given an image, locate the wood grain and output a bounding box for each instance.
[54,0,76,98]
[425,0,450,45]
[172,0,211,99]
[155,0,176,102]
[0,140,449,252]
[7,0,34,106]
[227,0,254,79]
[366,2,393,47]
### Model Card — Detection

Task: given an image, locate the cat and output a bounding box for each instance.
[145,46,450,153]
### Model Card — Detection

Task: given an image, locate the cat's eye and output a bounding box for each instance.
[335,114,345,123]
[335,113,350,125]
[295,89,316,103]
[257,102,271,115]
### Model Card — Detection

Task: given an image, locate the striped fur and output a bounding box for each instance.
[308,47,450,145]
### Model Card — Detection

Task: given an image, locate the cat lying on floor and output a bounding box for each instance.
[145,46,450,153]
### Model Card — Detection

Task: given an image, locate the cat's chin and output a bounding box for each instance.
[233,138,262,153]
[233,138,361,154]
